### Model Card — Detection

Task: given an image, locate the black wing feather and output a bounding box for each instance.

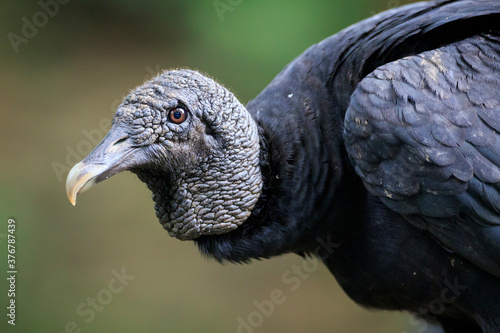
[344,33,500,276]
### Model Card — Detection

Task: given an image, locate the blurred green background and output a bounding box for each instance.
[0,0,435,332]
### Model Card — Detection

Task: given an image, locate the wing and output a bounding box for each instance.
[344,33,500,277]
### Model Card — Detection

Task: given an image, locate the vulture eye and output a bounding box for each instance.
[168,108,187,124]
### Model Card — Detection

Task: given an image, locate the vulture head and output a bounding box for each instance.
[66,69,263,240]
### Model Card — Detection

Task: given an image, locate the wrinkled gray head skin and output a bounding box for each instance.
[67,69,263,240]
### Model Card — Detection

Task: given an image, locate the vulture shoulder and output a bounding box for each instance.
[344,33,500,277]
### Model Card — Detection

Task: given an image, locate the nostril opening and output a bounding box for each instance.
[113,137,128,146]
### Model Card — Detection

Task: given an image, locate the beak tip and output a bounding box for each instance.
[66,162,82,206]
[66,186,78,206]
[68,195,77,206]
[65,162,109,206]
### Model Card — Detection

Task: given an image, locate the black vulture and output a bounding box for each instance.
[66,0,500,331]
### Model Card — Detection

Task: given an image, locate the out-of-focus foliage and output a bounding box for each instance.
[0,1,427,332]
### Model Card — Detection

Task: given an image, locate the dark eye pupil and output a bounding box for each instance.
[169,107,186,124]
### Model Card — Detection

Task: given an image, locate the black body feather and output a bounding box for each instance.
[194,1,500,331]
